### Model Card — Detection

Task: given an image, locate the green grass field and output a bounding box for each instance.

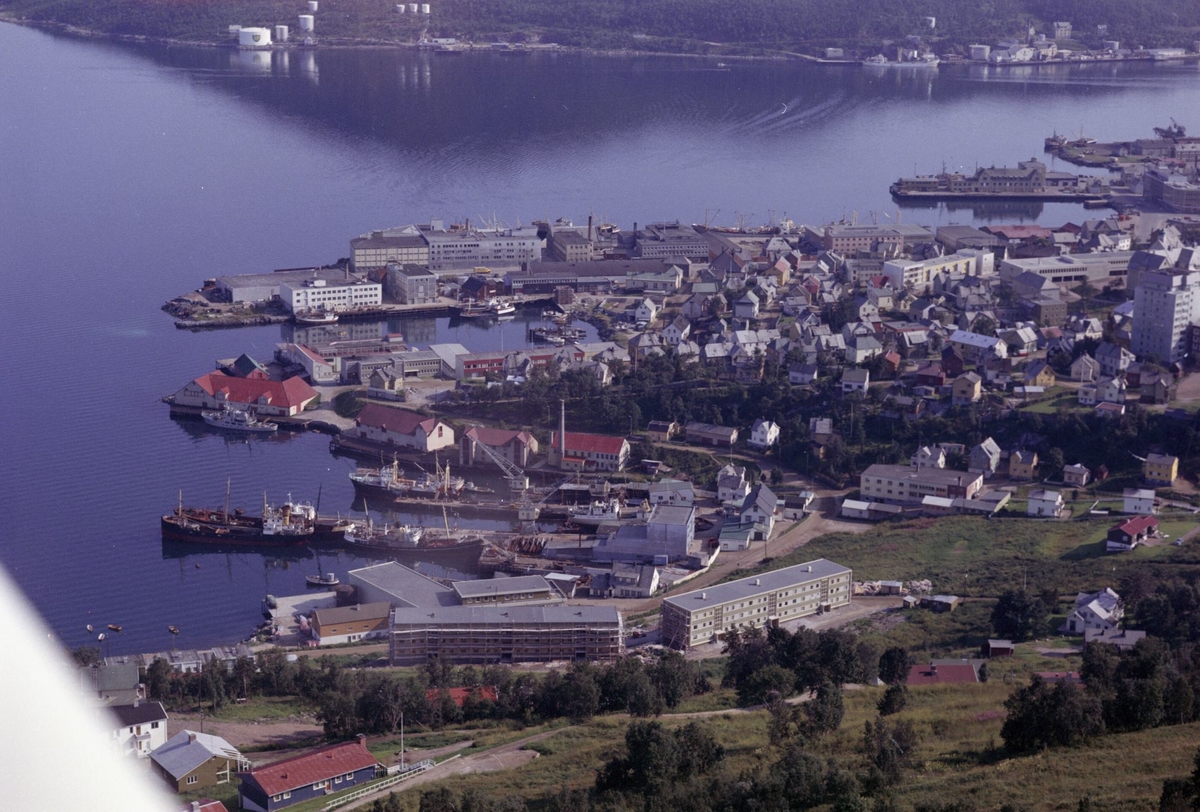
[753,515,1200,599]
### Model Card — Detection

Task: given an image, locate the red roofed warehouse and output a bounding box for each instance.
[1106,515,1159,552]
[459,426,539,469]
[171,372,318,417]
[352,403,455,452]
[238,736,379,812]
[548,431,630,472]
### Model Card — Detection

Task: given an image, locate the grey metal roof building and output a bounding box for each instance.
[451,574,559,605]
[348,562,459,608]
[661,559,852,649]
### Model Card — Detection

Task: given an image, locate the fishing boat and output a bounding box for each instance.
[201,405,278,433]
[160,486,351,545]
[567,497,624,524]
[306,572,339,587]
[349,457,413,499]
[294,308,339,325]
[486,297,516,317]
[343,508,483,558]
[462,481,496,495]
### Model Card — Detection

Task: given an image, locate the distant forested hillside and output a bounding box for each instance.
[1,0,1197,51]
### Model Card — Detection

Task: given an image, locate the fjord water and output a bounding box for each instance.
[3,22,1200,654]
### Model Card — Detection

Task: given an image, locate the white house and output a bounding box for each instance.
[1027,489,1065,518]
[1122,488,1156,515]
[841,368,870,396]
[717,464,750,504]
[740,484,780,539]
[352,403,455,452]
[748,418,781,450]
[647,479,695,506]
[109,701,169,758]
[911,446,947,469]
[1063,588,1123,635]
[635,298,661,324]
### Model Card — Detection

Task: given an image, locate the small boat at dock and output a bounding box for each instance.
[294,308,339,325]
[306,572,339,587]
[201,405,278,433]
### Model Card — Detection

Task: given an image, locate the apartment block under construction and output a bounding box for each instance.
[661,559,852,650]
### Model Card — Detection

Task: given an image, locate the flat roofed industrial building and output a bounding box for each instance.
[389,605,623,665]
[452,574,560,606]
[661,559,852,650]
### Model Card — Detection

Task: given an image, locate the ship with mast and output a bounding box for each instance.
[349,456,465,500]
[341,503,484,558]
[161,483,355,545]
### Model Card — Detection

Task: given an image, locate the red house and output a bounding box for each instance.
[171,372,318,417]
[238,736,379,812]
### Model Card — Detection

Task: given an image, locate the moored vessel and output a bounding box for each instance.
[201,405,278,433]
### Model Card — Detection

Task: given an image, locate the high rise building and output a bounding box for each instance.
[1132,269,1200,363]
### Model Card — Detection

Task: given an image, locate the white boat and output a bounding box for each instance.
[344,519,424,549]
[485,297,516,317]
[201,405,278,433]
[306,572,339,587]
[568,498,624,524]
[294,308,339,325]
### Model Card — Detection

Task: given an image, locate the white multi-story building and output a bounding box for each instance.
[859,464,983,505]
[350,225,431,270]
[882,249,993,293]
[419,219,543,271]
[1131,270,1200,363]
[661,559,852,649]
[278,278,382,313]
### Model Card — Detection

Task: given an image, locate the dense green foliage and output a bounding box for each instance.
[4,0,1199,51]
[990,588,1049,642]
[722,623,878,704]
[144,648,709,734]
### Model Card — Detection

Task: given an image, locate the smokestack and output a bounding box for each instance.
[588,214,594,242]
[559,399,566,464]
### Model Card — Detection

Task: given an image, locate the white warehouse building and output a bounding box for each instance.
[278,278,382,313]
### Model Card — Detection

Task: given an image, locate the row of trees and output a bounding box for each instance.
[722,624,880,704]
[144,650,710,737]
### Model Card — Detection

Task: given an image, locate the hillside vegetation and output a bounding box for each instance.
[2,0,1199,52]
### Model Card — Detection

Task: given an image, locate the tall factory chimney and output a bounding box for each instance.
[559,399,566,465]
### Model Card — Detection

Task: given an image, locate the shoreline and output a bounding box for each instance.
[9,16,1196,69]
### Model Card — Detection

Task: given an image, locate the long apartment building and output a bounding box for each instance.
[998,252,1136,287]
[420,219,542,271]
[661,559,852,650]
[277,278,382,313]
[859,464,984,505]
[389,605,623,665]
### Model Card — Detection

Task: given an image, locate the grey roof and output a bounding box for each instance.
[151,730,242,780]
[110,701,168,728]
[312,602,393,625]
[348,562,459,608]
[391,605,621,626]
[452,575,551,599]
[663,559,851,612]
[648,504,696,525]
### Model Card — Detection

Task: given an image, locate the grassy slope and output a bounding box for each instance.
[752,514,1200,599]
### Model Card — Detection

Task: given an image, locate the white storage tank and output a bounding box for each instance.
[298,14,315,31]
[396,3,405,11]
[969,44,991,61]
[408,3,418,12]
[238,27,272,47]
[307,1,319,12]
[421,3,431,12]
[1103,40,1120,51]
[274,25,289,43]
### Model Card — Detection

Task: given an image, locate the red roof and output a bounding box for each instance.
[1113,515,1158,536]
[551,431,627,456]
[241,739,378,797]
[192,372,317,410]
[356,403,439,436]
[464,426,534,448]
[426,686,499,707]
[982,225,1052,241]
[176,802,229,812]
[907,663,979,686]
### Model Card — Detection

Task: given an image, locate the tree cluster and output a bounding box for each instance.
[722,623,878,705]
[143,650,708,737]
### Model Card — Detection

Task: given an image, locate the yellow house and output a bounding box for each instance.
[1009,450,1038,480]
[1024,360,1057,388]
[1144,454,1179,486]
[952,372,982,405]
